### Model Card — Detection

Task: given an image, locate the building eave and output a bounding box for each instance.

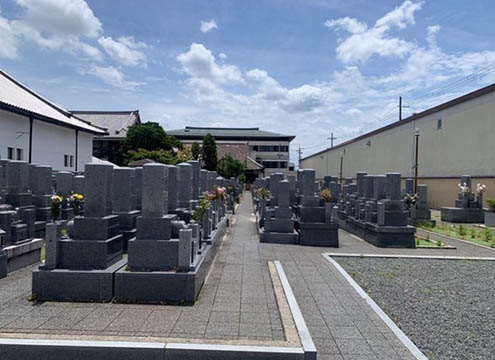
[0,101,107,135]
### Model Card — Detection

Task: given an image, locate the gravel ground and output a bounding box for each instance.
[336,257,495,360]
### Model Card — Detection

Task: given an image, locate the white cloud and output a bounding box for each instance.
[200,19,218,33]
[5,0,104,60]
[219,52,227,60]
[325,0,423,63]
[177,43,244,84]
[98,36,148,67]
[14,0,102,37]
[375,0,423,29]
[88,64,144,90]
[324,17,367,34]
[0,14,19,59]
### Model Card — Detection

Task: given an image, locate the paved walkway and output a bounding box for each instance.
[1,193,493,358]
[0,196,283,343]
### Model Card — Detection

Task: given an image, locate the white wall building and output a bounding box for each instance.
[0,70,106,171]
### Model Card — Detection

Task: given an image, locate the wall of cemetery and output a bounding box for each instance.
[301,90,495,209]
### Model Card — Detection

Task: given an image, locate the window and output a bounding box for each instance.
[70,156,74,167]
[437,119,442,129]
[251,145,259,151]
[262,161,287,169]
[16,148,23,160]
[64,155,69,167]
[280,146,289,152]
[7,147,14,160]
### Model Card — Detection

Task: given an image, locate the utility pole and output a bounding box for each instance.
[414,129,420,193]
[399,96,410,121]
[328,132,337,148]
[297,145,303,163]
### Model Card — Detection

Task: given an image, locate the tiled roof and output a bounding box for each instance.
[71,111,141,138]
[168,126,295,140]
[0,69,106,134]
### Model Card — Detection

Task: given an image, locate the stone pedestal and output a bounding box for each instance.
[260,178,298,244]
[441,175,484,223]
[294,170,339,247]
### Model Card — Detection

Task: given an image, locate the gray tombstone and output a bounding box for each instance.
[386,173,402,201]
[178,163,193,208]
[167,165,178,211]
[112,167,136,212]
[142,164,166,218]
[188,160,201,200]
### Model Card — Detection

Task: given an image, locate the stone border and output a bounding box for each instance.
[274,260,317,360]
[0,259,314,359]
[325,252,495,261]
[322,254,428,360]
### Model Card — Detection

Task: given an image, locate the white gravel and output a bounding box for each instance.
[337,257,495,360]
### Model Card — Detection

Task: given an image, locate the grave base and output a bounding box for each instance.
[345,217,415,248]
[3,238,43,274]
[114,216,228,304]
[485,211,495,227]
[259,230,299,244]
[365,223,416,248]
[32,259,127,302]
[295,221,339,247]
[440,207,484,223]
[0,250,7,279]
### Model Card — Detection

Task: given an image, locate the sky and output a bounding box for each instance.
[1,0,494,163]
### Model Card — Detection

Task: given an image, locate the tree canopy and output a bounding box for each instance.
[121,122,181,153]
[191,142,201,160]
[217,154,246,179]
[202,133,217,171]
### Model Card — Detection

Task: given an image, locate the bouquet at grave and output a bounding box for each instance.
[203,190,217,202]
[213,187,227,200]
[50,194,63,222]
[68,193,84,216]
[191,198,211,222]
[256,187,271,200]
[227,186,234,194]
[476,183,487,195]
[404,193,418,206]
[458,182,470,195]
[321,188,332,203]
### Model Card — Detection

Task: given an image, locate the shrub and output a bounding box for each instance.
[470,228,477,239]
[486,198,495,211]
[484,228,492,241]
[458,224,467,236]
[436,239,442,247]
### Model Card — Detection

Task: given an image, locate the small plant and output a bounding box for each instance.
[68,193,84,216]
[192,198,211,222]
[458,224,467,236]
[61,228,68,237]
[486,198,495,211]
[416,238,419,246]
[490,240,495,248]
[426,232,430,241]
[484,228,493,242]
[321,188,332,203]
[50,194,63,222]
[256,187,271,200]
[436,239,442,247]
[470,228,477,239]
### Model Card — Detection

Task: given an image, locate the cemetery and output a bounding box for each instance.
[440,175,485,223]
[0,157,494,360]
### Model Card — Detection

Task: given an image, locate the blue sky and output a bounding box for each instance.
[1,0,494,162]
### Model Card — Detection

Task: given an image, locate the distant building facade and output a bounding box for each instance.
[71,111,141,166]
[0,69,106,171]
[300,84,495,209]
[168,126,295,179]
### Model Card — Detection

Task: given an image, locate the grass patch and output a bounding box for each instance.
[418,223,495,248]
[415,236,453,248]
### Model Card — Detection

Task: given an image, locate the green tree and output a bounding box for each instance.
[177,146,193,162]
[191,142,201,160]
[125,148,177,165]
[202,133,217,171]
[121,122,181,153]
[217,154,246,179]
